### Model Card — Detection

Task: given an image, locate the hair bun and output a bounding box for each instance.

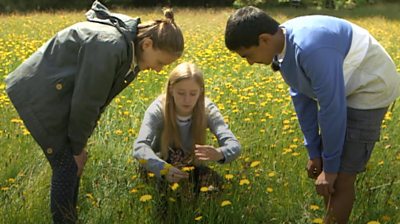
[162,8,175,23]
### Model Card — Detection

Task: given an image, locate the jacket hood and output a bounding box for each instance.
[85,1,140,41]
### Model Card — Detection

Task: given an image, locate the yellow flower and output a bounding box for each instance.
[130,188,138,193]
[367,221,380,224]
[378,161,384,166]
[10,118,23,124]
[1,187,10,191]
[310,205,320,211]
[221,200,232,207]
[200,187,209,192]
[292,152,300,156]
[224,174,234,180]
[138,159,147,165]
[170,183,179,191]
[114,129,123,135]
[182,166,195,172]
[147,173,155,178]
[139,194,152,202]
[312,218,323,224]
[268,172,276,177]
[86,193,94,200]
[239,179,250,185]
[250,161,260,168]
[160,164,172,176]
[266,187,273,193]
[195,216,202,221]
[381,215,390,221]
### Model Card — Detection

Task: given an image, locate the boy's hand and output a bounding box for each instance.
[306,158,322,179]
[194,144,224,162]
[315,171,337,197]
[165,166,189,183]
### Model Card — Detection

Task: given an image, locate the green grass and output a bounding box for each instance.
[1,4,400,224]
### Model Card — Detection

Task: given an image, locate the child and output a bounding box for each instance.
[225,6,400,224]
[133,62,241,191]
[5,1,184,223]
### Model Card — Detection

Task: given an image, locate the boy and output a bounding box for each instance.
[225,6,400,223]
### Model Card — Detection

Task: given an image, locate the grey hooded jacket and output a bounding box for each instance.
[5,1,140,156]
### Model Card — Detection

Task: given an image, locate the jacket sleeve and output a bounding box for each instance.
[300,48,347,173]
[289,87,321,159]
[68,40,122,155]
[132,99,167,178]
[207,100,241,163]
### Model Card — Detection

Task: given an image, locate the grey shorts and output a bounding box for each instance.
[339,107,388,174]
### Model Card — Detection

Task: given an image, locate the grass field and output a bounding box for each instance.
[1,3,400,224]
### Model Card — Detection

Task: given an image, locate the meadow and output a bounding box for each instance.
[1,4,400,224]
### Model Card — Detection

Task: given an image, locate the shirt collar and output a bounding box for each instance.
[277,27,286,63]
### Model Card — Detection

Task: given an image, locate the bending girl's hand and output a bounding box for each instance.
[165,166,189,183]
[74,149,88,177]
[194,144,224,162]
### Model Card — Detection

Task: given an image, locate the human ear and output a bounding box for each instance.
[142,38,153,50]
[258,33,272,46]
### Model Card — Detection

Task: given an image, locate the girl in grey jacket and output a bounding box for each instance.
[133,62,241,190]
[5,1,184,223]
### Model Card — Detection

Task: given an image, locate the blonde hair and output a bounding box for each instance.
[160,62,207,161]
[135,8,184,58]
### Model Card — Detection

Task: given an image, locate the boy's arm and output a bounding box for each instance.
[301,48,347,173]
[289,88,321,160]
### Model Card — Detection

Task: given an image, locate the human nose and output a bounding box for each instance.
[246,58,254,65]
[154,65,163,72]
[183,95,190,103]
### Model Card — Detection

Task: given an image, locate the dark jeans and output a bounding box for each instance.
[45,147,80,224]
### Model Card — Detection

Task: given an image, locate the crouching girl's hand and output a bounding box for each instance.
[165,166,189,183]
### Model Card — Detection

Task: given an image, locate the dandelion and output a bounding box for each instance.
[170,183,179,191]
[1,187,10,191]
[10,118,23,124]
[195,216,202,221]
[138,159,148,165]
[130,188,138,193]
[292,152,300,156]
[239,179,250,185]
[224,174,234,180]
[181,166,195,172]
[114,129,123,135]
[200,187,209,192]
[268,171,276,177]
[310,205,320,211]
[266,187,273,193]
[312,218,323,224]
[147,173,155,178]
[250,160,260,168]
[221,200,232,207]
[139,194,152,202]
[86,193,94,200]
[367,221,380,224]
[378,161,384,166]
[381,215,390,221]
